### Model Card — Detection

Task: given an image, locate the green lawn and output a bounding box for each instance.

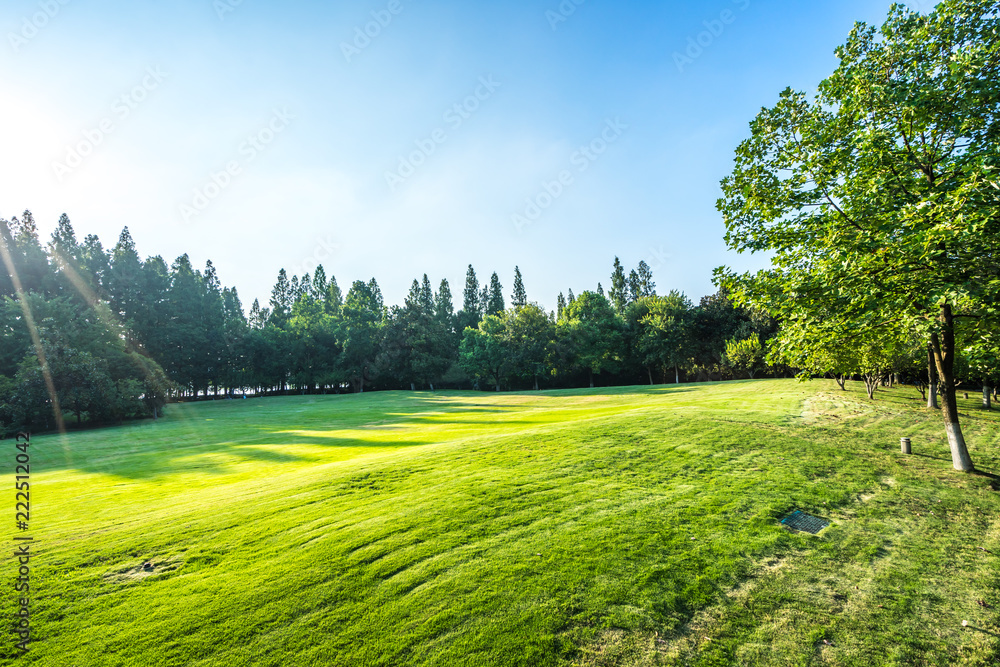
[3,380,999,666]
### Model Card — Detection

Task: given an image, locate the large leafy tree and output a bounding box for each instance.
[506,303,555,390]
[640,291,694,384]
[558,291,624,388]
[459,314,511,392]
[716,0,1000,471]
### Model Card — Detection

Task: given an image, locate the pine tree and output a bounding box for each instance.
[109,227,143,320]
[249,299,266,329]
[47,213,83,297]
[49,213,80,263]
[299,273,313,301]
[405,279,422,310]
[367,278,385,316]
[201,260,228,394]
[420,274,434,313]
[609,256,627,314]
[312,265,328,298]
[597,282,605,297]
[435,279,455,330]
[628,269,641,303]
[325,276,343,315]
[269,269,292,327]
[80,234,111,298]
[568,289,576,305]
[636,260,656,297]
[486,272,505,316]
[459,265,481,331]
[512,266,527,307]
[165,254,209,393]
[6,212,52,295]
[557,292,567,320]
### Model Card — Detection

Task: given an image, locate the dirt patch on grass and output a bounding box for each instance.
[569,629,661,667]
[104,554,184,583]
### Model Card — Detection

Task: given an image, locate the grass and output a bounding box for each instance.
[2,379,999,666]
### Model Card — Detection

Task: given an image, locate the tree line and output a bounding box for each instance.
[0,212,775,435]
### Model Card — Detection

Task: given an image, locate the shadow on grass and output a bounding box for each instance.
[27,391,570,480]
[912,452,951,463]
[966,625,1000,638]
[25,383,740,481]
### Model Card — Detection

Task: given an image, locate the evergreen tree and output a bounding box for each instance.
[405,279,422,311]
[609,257,627,314]
[512,266,527,307]
[249,299,266,329]
[627,270,641,303]
[342,280,384,393]
[269,269,291,327]
[79,234,111,299]
[367,278,385,315]
[164,254,209,394]
[201,260,227,394]
[597,283,605,298]
[557,292,567,321]
[312,265,328,298]
[435,279,455,331]
[133,255,171,360]
[568,289,576,305]
[299,273,313,301]
[108,227,143,321]
[636,260,656,297]
[325,275,343,315]
[486,272,505,317]
[221,286,248,393]
[460,265,481,329]
[480,285,490,316]
[5,211,50,295]
[46,214,86,299]
[419,274,434,313]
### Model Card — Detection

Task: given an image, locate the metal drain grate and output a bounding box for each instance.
[781,510,830,534]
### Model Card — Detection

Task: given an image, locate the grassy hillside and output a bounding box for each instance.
[2,380,999,666]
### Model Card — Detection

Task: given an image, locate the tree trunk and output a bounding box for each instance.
[835,374,846,390]
[863,374,877,399]
[429,383,435,391]
[647,367,653,385]
[927,343,939,409]
[983,386,992,410]
[930,305,975,472]
[674,365,679,384]
[533,377,539,391]
[410,383,415,391]
[589,370,594,388]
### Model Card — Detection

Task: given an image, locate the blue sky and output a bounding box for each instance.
[1,0,928,312]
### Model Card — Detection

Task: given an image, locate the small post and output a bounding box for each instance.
[900,437,911,455]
